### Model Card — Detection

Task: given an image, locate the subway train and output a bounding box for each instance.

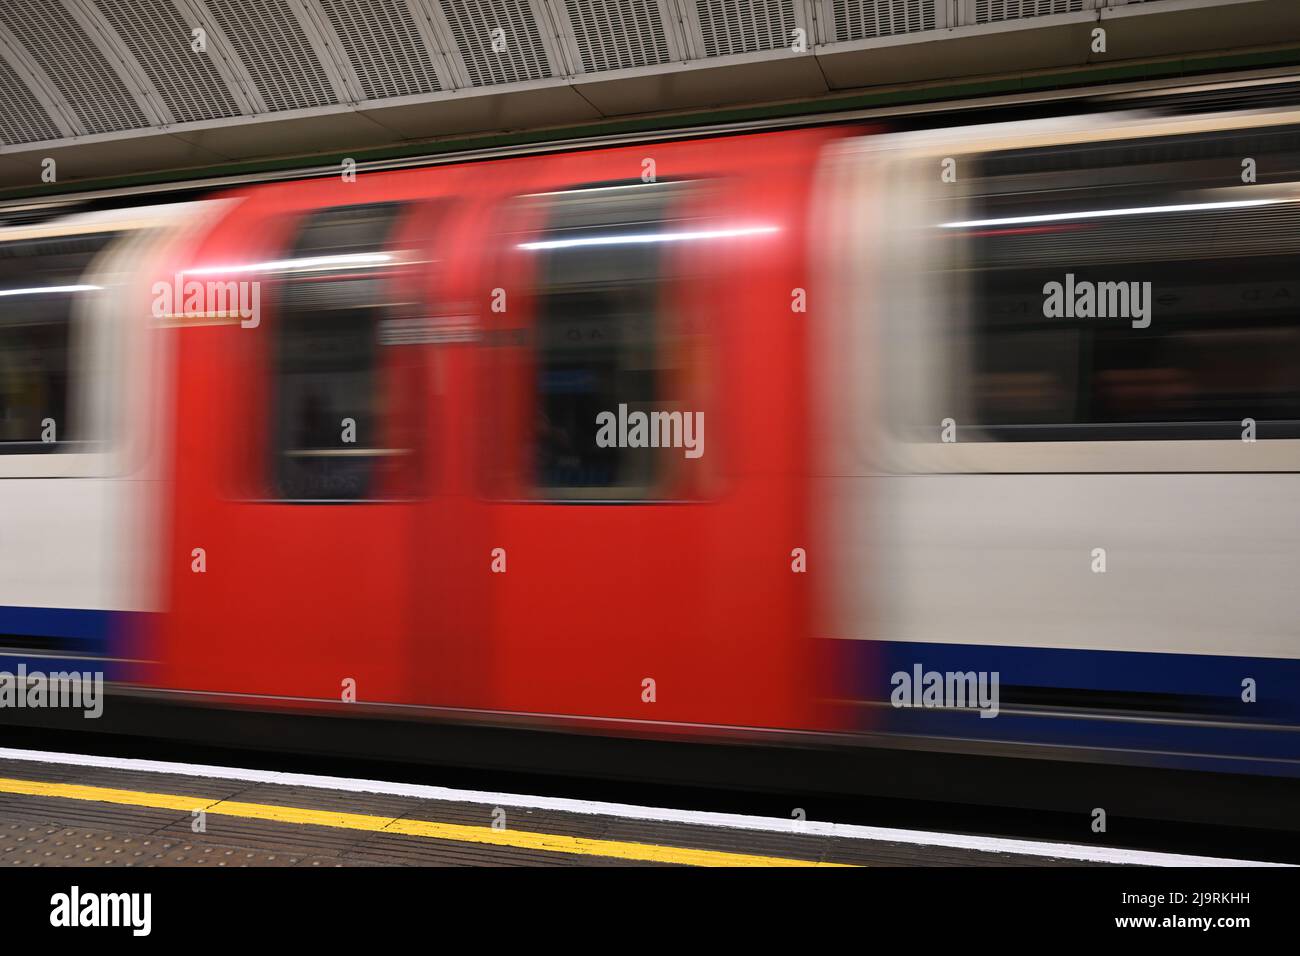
[2,103,1298,781]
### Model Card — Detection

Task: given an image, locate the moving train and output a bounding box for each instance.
[2,102,1298,779]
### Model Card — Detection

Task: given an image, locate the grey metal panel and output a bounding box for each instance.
[78,0,247,125]
[290,0,368,104]
[0,56,66,146]
[197,0,341,112]
[64,0,175,126]
[0,23,80,140]
[662,0,697,58]
[681,0,811,57]
[431,0,562,87]
[315,0,446,100]
[0,0,151,134]
[819,0,946,42]
[172,0,266,114]
[550,0,683,74]
[965,0,1091,25]
[404,0,464,92]
[538,0,579,76]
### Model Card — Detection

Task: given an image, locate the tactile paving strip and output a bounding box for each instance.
[0,822,363,867]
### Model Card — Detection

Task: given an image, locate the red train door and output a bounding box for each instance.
[436,131,830,730]
[157,182,449,706]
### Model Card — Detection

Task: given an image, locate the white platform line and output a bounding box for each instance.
[0,747,1287,867]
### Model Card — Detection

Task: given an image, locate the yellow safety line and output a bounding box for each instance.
[0,776,851,867]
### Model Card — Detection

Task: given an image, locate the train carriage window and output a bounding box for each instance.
[508,180,704,500]
[269,202,419,500]
[0,233,115,454]
[949,125,1300,441]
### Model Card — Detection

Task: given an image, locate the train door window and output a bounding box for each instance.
[509,180,703,500]
[949,124,1300,441]
[269,202,420,501]
[0,232,115,455]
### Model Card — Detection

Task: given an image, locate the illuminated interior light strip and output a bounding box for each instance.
[939,198,1287,229]
[183,252,393,276]
[0,284,101,297]
[525,182,676,198]
[519,225,779,250]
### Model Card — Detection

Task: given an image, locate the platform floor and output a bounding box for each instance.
[0,754,1109,867]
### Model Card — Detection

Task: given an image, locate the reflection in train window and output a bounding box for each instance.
[954,127,1300,440]
[0,233,114,454]
[516,180,699,498]
[269,202,418,500]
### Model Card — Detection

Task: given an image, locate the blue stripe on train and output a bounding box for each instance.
[0,604,129,679]
[0,605,113,643]
[829,639,1300,777]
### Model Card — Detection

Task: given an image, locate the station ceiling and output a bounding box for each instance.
[0,0,1294,193]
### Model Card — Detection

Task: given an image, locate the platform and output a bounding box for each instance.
[0,750,1271,868]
